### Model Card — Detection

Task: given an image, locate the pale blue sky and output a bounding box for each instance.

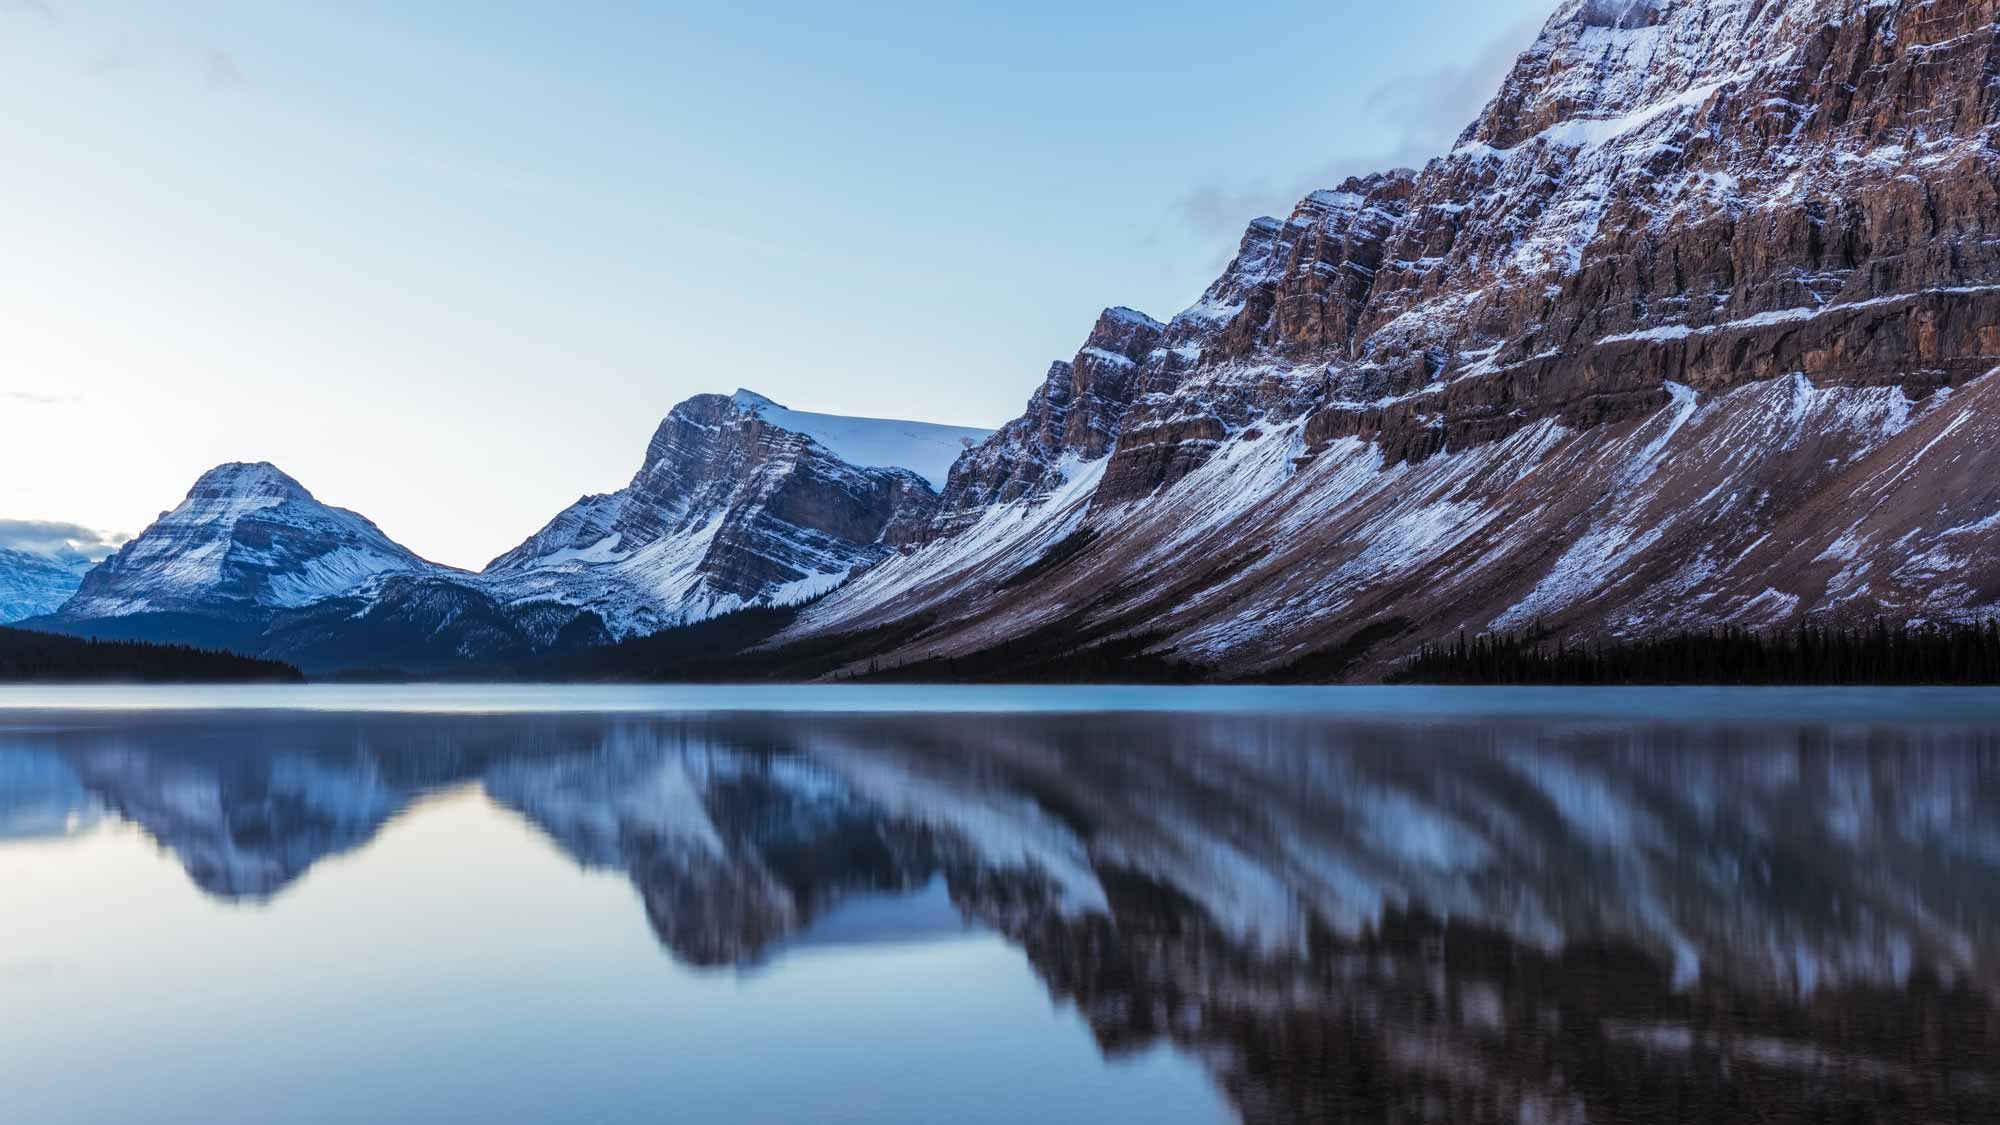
[1,0,1552,568]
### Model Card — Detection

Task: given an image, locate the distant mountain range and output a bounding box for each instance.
[21,391,992,673]
[21,0,2000,679]
[0,547,96,623]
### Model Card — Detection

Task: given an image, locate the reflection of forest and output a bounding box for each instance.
[8,709,1999,1123]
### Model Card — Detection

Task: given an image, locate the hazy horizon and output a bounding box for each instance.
[3,0,1552,569]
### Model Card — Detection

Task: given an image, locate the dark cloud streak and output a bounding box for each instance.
[0,520,125,561]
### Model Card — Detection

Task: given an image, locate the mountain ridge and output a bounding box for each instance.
[29,0,2000,681]
[34,397,995,672]
[766,0,2000,678]
[479,390,992,638]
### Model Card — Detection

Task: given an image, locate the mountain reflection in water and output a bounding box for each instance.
[5,707,1999,1124]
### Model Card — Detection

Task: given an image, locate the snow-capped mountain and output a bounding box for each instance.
[0,548,96,624]
[768,0,2000,677]
[59,462,439,622]
[482,389,990,637]
[33,480,610,670]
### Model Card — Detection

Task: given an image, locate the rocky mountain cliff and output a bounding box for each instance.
[484,389,987,638]
[776,0,2000,678]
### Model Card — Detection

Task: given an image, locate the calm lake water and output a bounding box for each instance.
[4,686,2000,1124]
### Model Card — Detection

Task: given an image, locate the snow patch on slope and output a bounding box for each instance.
[730,389,993,489]
[788,455,1110,634]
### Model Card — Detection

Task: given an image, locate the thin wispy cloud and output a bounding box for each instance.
[1360,16,1548,157]
[1169,18,1544,242]
[15,7,245,88]
[1,390,80,406]
[204,48,242,87]
[80,46,244,85]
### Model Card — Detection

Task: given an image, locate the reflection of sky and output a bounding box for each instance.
[0,790,1226,1125]
[775,876,976,955]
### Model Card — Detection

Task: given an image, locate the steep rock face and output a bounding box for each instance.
[1324,0,2000,447]
[931,308,1165,531]
[485,390,985,637]
[783,0,2000,678]
[57,463,438,623]
[1099,175,1419,507]
[0,548,94,624]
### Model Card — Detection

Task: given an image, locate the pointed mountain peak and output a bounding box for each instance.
[58,461,434,620]
[730,388,785,411]
[1100,306,1164,331]
[189,461,314,503]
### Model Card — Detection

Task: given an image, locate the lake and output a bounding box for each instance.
[3,686,1999,1124]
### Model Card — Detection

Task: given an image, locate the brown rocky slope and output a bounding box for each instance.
[777,0,2000,679]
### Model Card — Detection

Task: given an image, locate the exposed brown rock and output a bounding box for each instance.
[784,0,2000,679]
